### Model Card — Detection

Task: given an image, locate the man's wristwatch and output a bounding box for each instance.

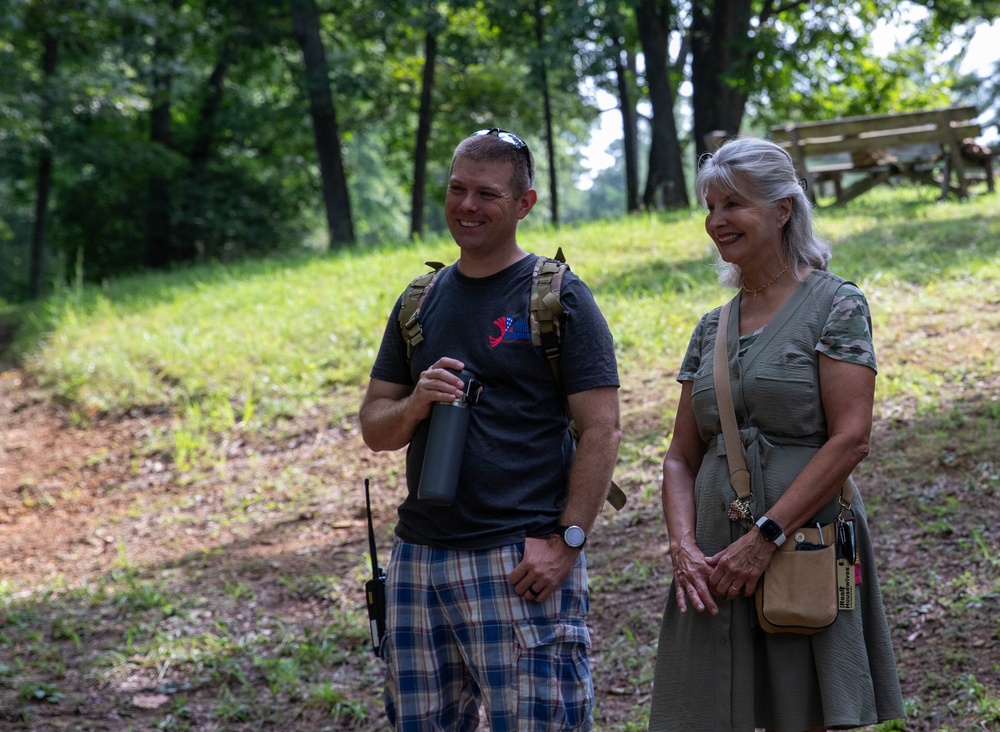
[556,525,587,548]
[755,516,787,547]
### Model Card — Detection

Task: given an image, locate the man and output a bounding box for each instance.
[359,128,621,730]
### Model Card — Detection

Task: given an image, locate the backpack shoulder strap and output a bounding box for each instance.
[530,249,569,387]
[531,248,627,512]
[398,261,447,357]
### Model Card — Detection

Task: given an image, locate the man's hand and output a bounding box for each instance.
[508,536,579,603]
[409,357,466,420]
[359,357,465,452]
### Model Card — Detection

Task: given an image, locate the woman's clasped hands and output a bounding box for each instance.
[671,530,777,615]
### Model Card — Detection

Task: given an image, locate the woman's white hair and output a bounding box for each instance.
[695,137,831,288]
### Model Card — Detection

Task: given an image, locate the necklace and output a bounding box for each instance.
[742,266,788,300]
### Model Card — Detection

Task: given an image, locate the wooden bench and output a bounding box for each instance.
[768,106,994,206]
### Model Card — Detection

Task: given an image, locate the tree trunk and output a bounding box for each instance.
[174,33,237,257]
[290,0,355,248]
[189,35,236,172]
[29,31,57,299]
[534,0,558,226]
[147,71,174,268]
[614,42,640,213]
[689,0,754,162]
[410,28,437,239]
[146,0,184,269]
[635,0,689,210]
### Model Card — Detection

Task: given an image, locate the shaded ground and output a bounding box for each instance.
[1,361,998,730]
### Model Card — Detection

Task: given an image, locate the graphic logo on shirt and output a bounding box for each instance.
[489,316,531,348]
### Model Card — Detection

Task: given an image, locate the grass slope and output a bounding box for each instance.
[1,185,998,730]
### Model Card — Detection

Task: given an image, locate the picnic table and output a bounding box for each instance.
[765,106,994,205]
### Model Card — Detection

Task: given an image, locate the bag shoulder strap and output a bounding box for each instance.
[713,298,752,502]
[712,295,855,515]
[398,261,447,357]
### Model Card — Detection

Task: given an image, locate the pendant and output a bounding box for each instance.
[728,497,754,524]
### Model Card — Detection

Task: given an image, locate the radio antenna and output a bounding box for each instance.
[365,478,380,574]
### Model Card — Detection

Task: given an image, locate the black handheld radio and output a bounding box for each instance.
[364,477,387,657]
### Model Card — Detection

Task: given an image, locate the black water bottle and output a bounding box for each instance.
[417,370,482,505]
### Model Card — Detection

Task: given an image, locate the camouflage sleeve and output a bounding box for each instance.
[677,312,710,382]
[816,284,877,372]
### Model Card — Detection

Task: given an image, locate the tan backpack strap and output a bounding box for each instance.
[606,481,627,511]
[530,255,567,385]
[531,251,625,511]
[398,261,446,356]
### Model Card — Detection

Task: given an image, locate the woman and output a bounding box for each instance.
[648,137,904,732]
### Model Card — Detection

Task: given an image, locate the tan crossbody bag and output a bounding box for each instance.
[713,297,853,634]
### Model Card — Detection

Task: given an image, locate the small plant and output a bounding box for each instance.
[296,626,349,668]
[305,681,369,720]
[18,682,64,704]
[49,616,82,647]
[955,674,1000,727]
[222,580,254,602]
[256,655,303,700]
[215,685,254,723]
[112,573,173,615]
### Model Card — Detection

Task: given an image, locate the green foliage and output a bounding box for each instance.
[346,130,411,244]
[749,10,958,128]
[912,0,1000,41]
[4,0,996,303]
[0,0,328,299]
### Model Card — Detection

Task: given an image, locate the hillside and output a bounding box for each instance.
[1,187,999,730]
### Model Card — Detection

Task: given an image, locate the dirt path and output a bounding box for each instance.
[2,361,998,730]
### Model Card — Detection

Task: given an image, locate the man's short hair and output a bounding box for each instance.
[451,131,535,196]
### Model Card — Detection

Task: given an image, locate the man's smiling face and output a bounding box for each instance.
[445,156,532,257]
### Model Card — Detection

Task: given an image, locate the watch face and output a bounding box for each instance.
[563,525,586,548]
[759,518,782,541]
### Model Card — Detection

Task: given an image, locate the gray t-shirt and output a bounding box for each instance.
[370,254,619,550]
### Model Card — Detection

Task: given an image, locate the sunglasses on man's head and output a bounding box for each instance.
[474,128,528,149]
[474,128,532,167]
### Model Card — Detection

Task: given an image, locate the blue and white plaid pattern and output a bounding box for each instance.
[382,539,593,731]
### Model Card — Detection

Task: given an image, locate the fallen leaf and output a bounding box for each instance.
[132,693,170,709]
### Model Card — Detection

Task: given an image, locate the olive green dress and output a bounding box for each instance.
[648,271,905,732]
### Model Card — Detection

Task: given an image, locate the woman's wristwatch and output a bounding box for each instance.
[755,516,787,547]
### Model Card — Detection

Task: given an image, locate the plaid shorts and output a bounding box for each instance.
[382,539,593,731]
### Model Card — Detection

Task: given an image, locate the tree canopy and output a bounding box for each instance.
[1,0,995,300]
